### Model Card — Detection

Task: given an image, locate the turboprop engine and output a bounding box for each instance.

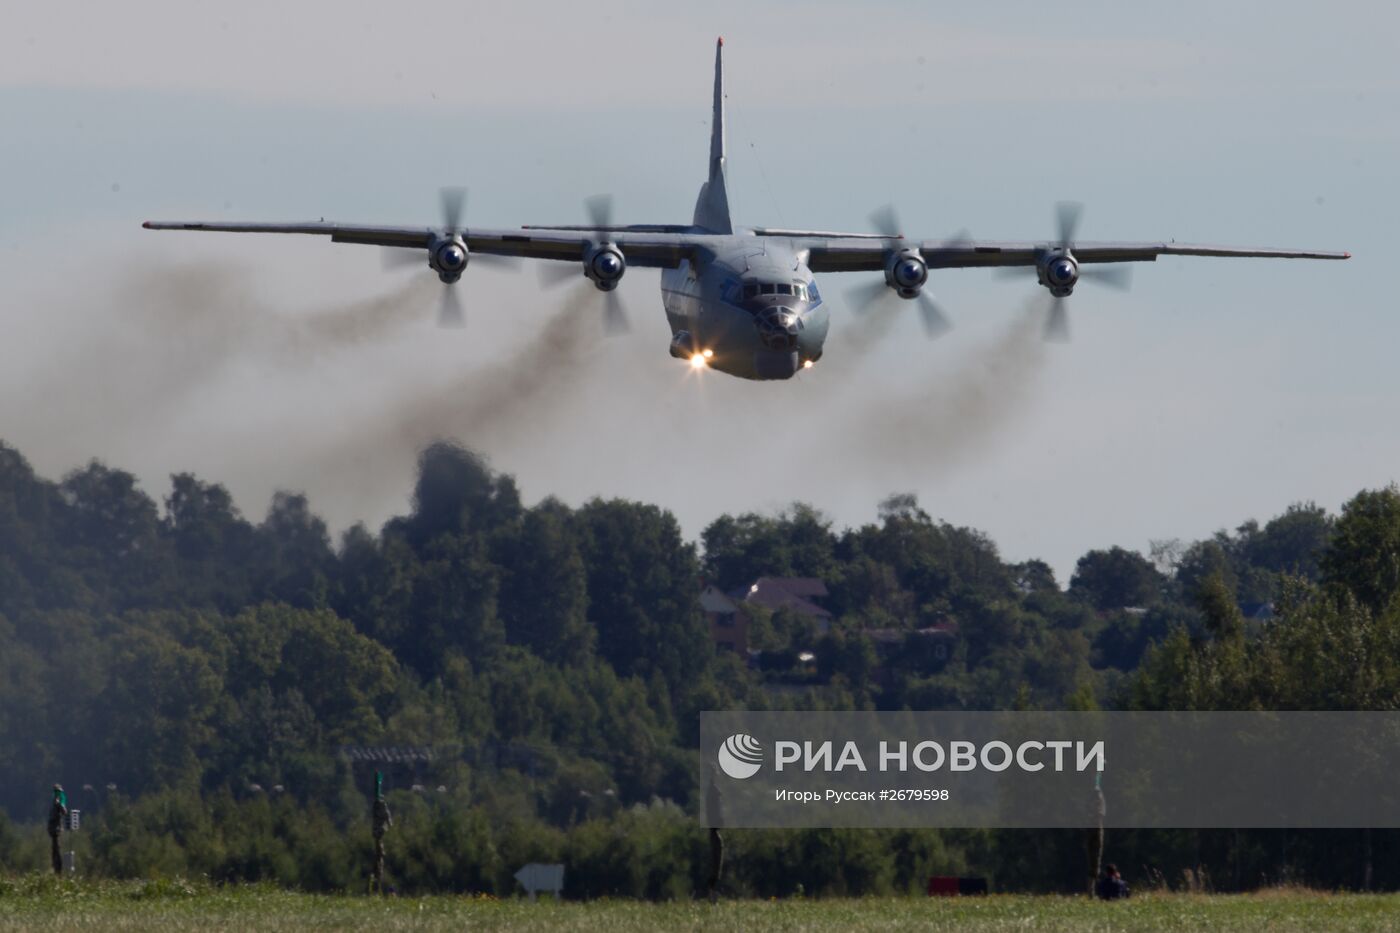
[585,243,626,291]
[1039,252,1079,297]
[429,236,469,283]
[885,248,928,299]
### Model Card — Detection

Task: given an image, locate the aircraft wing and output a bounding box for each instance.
[141,220,697,268]
[803,237,1350,273]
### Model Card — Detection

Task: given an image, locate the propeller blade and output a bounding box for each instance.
[538,262,580,288]
[602,289,630,335]
[868,204,902,239]
[916,292,953,339]
[382,247,425,271]
[1081,264,1133,291]
[585,194,614,232]
[846,279,892,316]
[846,278,947,338]
[441,187,466,232]
[1043,296,1070,342]
[1055,201,1082,248]
[438,285,464,328]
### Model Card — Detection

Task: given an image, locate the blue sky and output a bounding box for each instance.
[0,1,1394,581]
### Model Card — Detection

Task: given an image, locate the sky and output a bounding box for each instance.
[0,1,1396,583]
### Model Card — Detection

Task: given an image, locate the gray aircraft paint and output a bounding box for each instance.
[144,39,1348,382]
[661,39,823,380]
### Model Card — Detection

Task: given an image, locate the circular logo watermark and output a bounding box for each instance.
[718,733,764,780]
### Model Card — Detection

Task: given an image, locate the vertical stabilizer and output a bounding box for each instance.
[692,37,733,234]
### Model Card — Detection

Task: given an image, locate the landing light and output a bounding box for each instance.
[802,360,814,369]
[702,348,714,359]
[689,353,708,370]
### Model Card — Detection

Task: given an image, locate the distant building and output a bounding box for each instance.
[701,576,834,654]
[741,577,833,635]
[865,622,958,667]
[855,622,960,690]
[701,584,746,653]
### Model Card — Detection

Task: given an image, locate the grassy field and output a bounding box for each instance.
[4,877,1400,931]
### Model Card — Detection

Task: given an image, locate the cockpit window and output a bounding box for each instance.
[738,280,814,306]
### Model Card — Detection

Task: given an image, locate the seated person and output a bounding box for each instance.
[1095,863,1130,900]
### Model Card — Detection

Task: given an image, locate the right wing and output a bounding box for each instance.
[141,219,698,269]
[802,237,1350,274]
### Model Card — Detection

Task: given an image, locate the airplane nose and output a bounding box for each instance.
[756,305,801,350]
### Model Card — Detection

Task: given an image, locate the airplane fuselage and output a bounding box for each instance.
[660,235,830,380]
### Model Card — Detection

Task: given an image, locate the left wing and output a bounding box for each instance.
[141,220,697,268]
[802,237,1350,273]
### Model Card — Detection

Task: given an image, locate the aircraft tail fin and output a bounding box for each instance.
[692,37,733,234]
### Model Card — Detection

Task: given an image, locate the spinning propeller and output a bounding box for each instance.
[994,202,1133,342]
[537,194,630,335]
[382,187,517,328]
[845,204,962,339]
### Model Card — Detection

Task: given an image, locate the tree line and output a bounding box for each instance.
[3,436,1398,895]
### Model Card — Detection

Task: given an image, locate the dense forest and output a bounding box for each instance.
[2,436,1399,896]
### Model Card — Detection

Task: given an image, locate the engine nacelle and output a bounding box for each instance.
[884,249,928,299]
[430,236,469,283]
[585,243,626,292]
[1039,252,1079,297]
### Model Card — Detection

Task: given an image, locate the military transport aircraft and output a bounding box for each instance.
[144,38,1348,382]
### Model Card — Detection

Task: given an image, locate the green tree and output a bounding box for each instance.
[255,492,333,609]
[164,473,256,610]
[97,620,225,789]
[575,499,709,690]
[1248,502,1333,579]
[1323,486,1400,615]
[1069,547,1163,611]
[493,501,593,663]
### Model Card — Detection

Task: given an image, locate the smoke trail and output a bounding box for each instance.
[0,258,438,482]
[122,260,437,364]
[388,282,604,450]
[0,240,1054,545]
[835,299,903,361]
[848,298,1048,467]
[293,281,609,509]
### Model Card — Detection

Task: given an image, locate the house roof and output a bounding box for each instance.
[700,584,738,614]
[750,577,828,598]
[738,577,832,619]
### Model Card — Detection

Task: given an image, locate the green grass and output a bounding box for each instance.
[2,876,1399,931]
